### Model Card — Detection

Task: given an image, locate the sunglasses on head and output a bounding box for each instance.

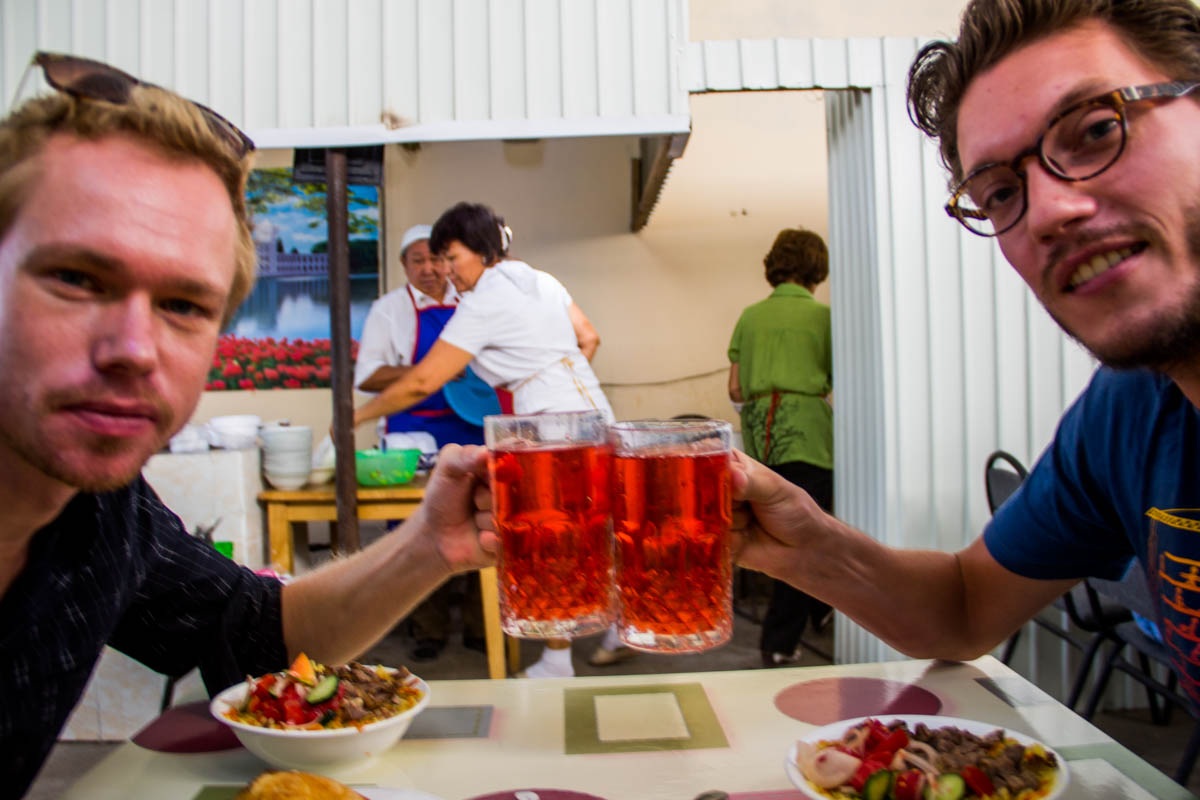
[14,51,255,158]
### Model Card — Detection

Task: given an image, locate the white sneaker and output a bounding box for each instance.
[588,645,638,667]
[517,658,575,679]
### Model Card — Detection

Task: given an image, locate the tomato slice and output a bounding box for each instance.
[866,728,909,762]
[863,718,890,752]
[892,769,925,800]
[961,764,995,796]
[848,759,889,791]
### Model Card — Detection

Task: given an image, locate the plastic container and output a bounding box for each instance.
[355,448,421,486]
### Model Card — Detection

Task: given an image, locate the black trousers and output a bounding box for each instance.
[759,460,834,655]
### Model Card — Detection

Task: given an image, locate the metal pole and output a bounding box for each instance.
[325,147,360,553]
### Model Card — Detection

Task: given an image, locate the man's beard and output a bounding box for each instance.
[1050,208,1200,372]
[0,382,172,493]
[1,428,158,492]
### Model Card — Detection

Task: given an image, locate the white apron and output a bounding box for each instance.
[508,352,615,423]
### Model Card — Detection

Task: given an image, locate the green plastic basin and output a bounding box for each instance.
[355,448,421,486]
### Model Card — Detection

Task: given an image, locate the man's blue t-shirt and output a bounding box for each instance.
[985,367,1200,704]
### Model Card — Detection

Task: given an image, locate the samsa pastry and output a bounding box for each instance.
[235,770,366,800]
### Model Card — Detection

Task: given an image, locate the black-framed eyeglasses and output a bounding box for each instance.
[945,80,1199,237]
[11,51,255,158]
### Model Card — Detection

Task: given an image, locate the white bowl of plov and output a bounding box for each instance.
[210,672,430,770]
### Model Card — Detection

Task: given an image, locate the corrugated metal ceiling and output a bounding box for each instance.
[0,0,691,148]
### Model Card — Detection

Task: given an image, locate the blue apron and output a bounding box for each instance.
[384,287,484,446]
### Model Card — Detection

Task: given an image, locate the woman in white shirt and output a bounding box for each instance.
[352,202,626,677]
[353,202,613,427]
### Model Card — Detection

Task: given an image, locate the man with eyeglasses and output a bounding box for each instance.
[0,55,497,797]
[732,0,1200,707]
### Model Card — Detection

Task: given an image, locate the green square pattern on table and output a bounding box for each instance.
[563,682,729,754]
[191,787,240,800]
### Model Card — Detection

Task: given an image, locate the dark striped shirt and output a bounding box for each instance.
[2,475,287,798]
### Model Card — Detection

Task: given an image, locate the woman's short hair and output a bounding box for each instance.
[430,202,510,265]
[763,228,828,288]
[0,88,255,326]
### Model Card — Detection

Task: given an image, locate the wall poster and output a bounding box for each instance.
[206,167,380,391]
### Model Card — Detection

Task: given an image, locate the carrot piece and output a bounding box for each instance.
[288,652,317,685]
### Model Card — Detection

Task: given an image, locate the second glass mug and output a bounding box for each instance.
[484,412,734,652]
[609,419,734,653]
[484,410,615,638]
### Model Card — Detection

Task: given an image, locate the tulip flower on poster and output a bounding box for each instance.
[205,334,358,391]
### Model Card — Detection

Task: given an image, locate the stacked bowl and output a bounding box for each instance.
[261,422,313,490]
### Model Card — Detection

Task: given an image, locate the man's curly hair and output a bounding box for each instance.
[907,0,1200,183]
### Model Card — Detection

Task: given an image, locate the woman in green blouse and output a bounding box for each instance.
[728,228,834,667]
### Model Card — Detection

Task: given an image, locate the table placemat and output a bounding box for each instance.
[131,701,241,753]
[563,682,727,754]
[190,788,240,800]
[772,677,942,724]
[405,705,493,739]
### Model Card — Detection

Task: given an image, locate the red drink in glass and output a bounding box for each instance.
[486,412,614,638]
[610,421,733,652]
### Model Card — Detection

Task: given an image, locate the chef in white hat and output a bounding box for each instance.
[354,224,488,663]
[354,224,486,449]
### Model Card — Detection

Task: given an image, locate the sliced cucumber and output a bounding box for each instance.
[924,773,966,800]
[863,769,893,800]
[305,674,339,704]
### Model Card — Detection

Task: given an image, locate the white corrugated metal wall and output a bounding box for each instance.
[689,37,1100,700]
[0,0,691,145]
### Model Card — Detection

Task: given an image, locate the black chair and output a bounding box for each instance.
[1081,570,1200,784]
[988,451,1132,710]
[985,449,1028,514]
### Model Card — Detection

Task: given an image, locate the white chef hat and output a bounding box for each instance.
[400,224,433,259]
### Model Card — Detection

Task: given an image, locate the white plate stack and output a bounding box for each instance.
[260,422,313,490]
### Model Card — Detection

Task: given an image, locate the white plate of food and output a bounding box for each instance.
[784,714,1068,800]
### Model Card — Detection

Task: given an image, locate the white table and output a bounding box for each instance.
[64,656,1194,799]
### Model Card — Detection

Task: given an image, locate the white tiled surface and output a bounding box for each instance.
[143,448,265,568]
[60,650,207,741]
[62,671,102,740]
